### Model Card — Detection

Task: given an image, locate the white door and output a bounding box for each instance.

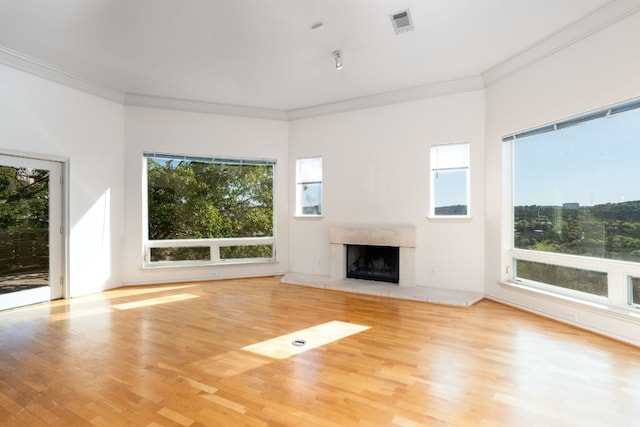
[0,154,63,311]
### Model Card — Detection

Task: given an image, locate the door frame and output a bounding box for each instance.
[0,149,69,305]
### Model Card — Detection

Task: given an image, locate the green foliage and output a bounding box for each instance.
[434,204,467,215]
[220,245,273,259]
[146,158,274,261]
[516,260,608,297]
[531,241,560,253]
[514,201,640,296]
[0,166,50,275]
[0,166,49,230]
[632,278,640,305]
[150,247,210,262]
[514,202,640,262]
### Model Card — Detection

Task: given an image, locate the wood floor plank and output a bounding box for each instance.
[1,276,640,426]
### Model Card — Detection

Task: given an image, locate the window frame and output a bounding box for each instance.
[628,276,640,308]
[503,98,640,309]
[142,152,277,268]
[429,142,470,218]
[295,156,323,217]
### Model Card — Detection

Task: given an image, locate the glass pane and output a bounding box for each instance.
[515,259,607,297]
[0,167,49,295]
[150,247,210,262]
[513,205,613,258]
[513,108,640,262]
[299,183,322,215]
[297,157,322,183]
[147,157,274,240]
[220,245,273,259]
[433,169,468,215]
[431,143,469,169]
[630,277,640,306]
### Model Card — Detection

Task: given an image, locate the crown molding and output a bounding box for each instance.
[0,46,286,120]
[287,76,486,121]
[0,46,125,104]
[2,1,638,121]
[124,93,288,121]
[482,0,640,87]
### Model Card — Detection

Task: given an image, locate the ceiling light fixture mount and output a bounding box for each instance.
[333,50,343,70]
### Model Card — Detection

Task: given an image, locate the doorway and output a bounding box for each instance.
[0,154,64,311]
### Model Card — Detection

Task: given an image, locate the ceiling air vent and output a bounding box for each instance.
[390,9,414,34]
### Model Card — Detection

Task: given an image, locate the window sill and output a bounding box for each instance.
[426,215,473,221]
[497,280,640,321]
[294,215,324,220]
[142,259,279,270]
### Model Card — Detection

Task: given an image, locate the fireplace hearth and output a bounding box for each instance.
[346,245,399,284]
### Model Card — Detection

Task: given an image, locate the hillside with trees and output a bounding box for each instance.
[514,201,640,262]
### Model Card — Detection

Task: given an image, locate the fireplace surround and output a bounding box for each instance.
[329,226,416,287]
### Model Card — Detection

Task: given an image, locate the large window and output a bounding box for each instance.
[506,99,640,305]
[143,153,275,267]
[430,143,470,217]
[296,157,322,216]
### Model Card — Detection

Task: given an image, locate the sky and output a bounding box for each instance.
[513,107,640,207]
[433,170,467,207]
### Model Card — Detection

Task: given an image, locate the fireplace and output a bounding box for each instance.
[346,245,399,283]
[329,226,416,287]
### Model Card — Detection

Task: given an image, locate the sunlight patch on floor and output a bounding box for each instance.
[48,306,112,321]
[0,284,201,319]
[98,284,200,300]
[46,293,200,320]
[243,320,371,359]
[112,293,199,310]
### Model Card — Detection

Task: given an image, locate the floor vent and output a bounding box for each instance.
[390,9,414,34]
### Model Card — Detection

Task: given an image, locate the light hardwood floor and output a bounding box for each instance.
[1,276,639,426]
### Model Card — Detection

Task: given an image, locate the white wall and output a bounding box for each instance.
[485,11,640,345]
[4,8,638,348]
[0,64,125,297]
[289,91,486,292]
[122,106,289,285]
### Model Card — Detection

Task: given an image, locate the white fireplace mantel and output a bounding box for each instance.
[329,226,416,248]
[329,226,416,287]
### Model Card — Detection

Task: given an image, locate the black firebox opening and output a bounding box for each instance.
[346,245,399,284]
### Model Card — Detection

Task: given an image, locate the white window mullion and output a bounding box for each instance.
[210,243,220,263]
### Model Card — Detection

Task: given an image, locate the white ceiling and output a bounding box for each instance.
[0,0,630,113]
